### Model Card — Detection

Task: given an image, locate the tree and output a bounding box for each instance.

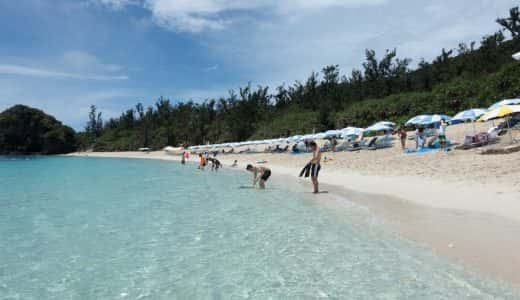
[497,6,520,38]
[0,105,77,154]
[85,105,102,144]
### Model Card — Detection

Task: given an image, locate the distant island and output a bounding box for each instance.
[0,105,77,154]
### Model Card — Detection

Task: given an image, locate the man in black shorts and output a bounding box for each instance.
[309,141,321,193]
[246,164,271,189]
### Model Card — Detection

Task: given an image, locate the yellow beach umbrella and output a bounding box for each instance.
[477,105,520,122]
[478,105,520,143]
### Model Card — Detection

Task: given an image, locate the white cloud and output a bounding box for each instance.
[93,0,388,32]
[0,64,128,80]
[0,50,128,81]
[203,64,219,72]
[62,51,123,73]
[89,0,137,10]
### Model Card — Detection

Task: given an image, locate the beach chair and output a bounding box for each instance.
[375,135,393,149]
[341,140,361,151]
[361,137,378,150]
[455,133,499,150]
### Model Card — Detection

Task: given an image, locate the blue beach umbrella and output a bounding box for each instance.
[488,98,520,110]
[406,114,451,127]
[450,109,487,124]
[405,115,431,126]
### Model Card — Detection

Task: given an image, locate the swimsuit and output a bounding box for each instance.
[260,169,271,181]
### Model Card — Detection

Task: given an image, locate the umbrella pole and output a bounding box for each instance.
[508,117,513,144]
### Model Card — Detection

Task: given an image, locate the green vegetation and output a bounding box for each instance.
[0,105,77,154]
[83,7,520,151]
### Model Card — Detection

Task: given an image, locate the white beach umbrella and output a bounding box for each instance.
[372,121,396,128]
[312,132,327,139]
[513,51,520,61]
[488,98,520,110]
[324,130,342,138]
[289,135,303,142]
[340,127,364,138]
[364,123,393,133]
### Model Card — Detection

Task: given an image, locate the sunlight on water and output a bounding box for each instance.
[0,156,518,299]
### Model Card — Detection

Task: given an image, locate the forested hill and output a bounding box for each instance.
[80,7,520,152]
[0,105,77,154]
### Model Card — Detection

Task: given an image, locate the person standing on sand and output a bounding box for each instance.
[308,141,321,193]
[397,127,407,149]
[246,164,271,189]
[438,120,448,150]
[181,152,186,165]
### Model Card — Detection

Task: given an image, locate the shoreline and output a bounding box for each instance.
[66,151,520,288]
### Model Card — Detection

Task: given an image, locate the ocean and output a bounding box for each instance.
[0,156,517,299]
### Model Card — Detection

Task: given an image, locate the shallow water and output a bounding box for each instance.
[0,156,518,299]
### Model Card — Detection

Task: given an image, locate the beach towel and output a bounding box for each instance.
[403,147,438,154]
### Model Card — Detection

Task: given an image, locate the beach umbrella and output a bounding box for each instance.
[429,114,451,124]
[289,135,303,142]
[451,108,487,135]
[406,114,451,127]
[420,114,451,126]
[478,105,520,143]
[312,132,327,139]
[372,121,396,128]
[340,127,364,138]
[513,52,520,61]
[324,130,342,138]
[478,105,520,122]
[488,98,520,110]
[405,115,431,126]
[364,123,393,133]
[450,109,487,124]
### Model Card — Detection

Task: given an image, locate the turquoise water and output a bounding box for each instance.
[0,156,518,299]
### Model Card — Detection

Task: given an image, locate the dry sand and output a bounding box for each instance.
[67,122,520,287]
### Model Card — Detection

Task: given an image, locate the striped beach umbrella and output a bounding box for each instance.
[478,105,520,122]
[405,114,451,126]
[450,109,487,124]
[488,98,520,110]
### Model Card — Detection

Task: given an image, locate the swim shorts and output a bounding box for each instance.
[260,170,271,181]
[310,163,321,178]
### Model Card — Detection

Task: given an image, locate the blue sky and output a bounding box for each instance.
[0,0,518,130]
